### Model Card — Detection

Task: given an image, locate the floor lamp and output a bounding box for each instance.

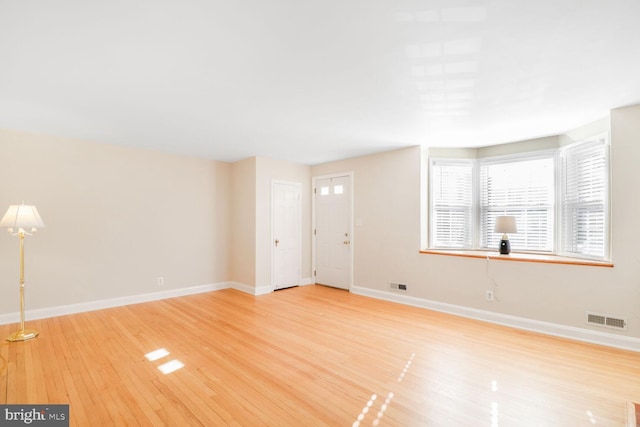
[1,203,45,342]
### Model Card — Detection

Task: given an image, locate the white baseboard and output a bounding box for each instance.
[225,281,256,295]
[225,281,274,296]
[9,281,632,353]
[255,285,274,295]
[0,281,261,325]
[351,286,640,353]
[233,277,314,294]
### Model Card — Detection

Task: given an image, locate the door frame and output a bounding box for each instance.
[271,180,302,291]
[311,172,354,290]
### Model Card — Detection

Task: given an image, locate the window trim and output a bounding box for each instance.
[419,249,613,267]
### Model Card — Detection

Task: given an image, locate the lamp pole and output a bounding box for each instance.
[7,228,39,341]
[18,230,27,332]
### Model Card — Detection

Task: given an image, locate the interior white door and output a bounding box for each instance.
[314,175,351,289]
[272,181,301,290]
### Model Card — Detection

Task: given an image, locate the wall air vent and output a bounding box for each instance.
[389,282,407,291]
[586,312,627,330]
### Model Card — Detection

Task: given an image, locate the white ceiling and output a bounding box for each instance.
[1,1,639,165]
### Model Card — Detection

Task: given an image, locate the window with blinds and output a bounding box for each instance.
[480,156,555,251]
[560,137,609,259]
[429,160,473,248]
[428,135,610,260]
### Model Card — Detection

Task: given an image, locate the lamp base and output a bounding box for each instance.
[499,239,511,255]
[6,328,39,342]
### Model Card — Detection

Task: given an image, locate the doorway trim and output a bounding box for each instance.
[311,171,354,290]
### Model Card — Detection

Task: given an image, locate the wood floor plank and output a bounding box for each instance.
[0,285,639,426]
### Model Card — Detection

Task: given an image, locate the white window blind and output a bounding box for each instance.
[560,137,609,259]
[480,156,555,251]
[430,160,473,248]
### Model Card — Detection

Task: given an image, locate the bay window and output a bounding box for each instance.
[429,135,609,260]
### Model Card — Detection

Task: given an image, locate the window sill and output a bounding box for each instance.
[419,249,613,267]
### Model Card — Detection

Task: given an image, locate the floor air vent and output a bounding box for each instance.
[587,312,627,330]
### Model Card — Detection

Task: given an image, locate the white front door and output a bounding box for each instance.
[314,175,351,290]
[272,181,301,290]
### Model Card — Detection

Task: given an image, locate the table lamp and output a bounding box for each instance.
[494,215,517,255]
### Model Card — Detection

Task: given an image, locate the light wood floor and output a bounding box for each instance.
[1,285,639,426]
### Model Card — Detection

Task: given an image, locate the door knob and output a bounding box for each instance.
[275,239,279,247]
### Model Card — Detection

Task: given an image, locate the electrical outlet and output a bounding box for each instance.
[157,277,164,287]
[398,283,407,291]
[486,290,494,301]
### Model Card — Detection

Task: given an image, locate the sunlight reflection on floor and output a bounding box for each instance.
[352,352,415,426]
[145,347,184,375]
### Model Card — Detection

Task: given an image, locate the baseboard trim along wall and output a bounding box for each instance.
[0,282,250,325]
[5,282,633,353]
[351,286,640,353]
[0,278,316,325]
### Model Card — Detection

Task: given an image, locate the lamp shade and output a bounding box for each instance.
[0,204,45,230]
[494,215,517,234]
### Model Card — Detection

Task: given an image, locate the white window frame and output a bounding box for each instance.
[428,158,475,249]
[558,134,610,260]
[478,150,556,253]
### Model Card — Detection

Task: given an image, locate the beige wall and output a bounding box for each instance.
[0,132,311,314]
[609,104,640,320]
[0,129,230,314]
[229,157,257,287]
[312,106,640,340]
[3,106,639,344]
